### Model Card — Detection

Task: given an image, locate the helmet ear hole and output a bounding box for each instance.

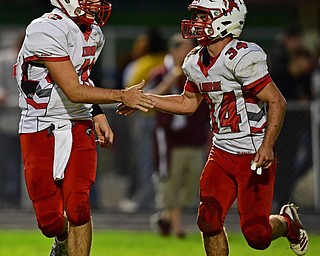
[220,30,228,37]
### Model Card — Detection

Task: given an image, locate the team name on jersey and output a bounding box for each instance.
[82,46,97,57]
[200,81,222,92]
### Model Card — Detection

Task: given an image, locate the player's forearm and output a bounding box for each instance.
[263,97,287,148]
[66,80,154,112]
[66,85,124,104]
[45,60,125,104]
[150,94,196,115]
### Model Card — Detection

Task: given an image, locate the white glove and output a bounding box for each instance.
[250,162,262,175]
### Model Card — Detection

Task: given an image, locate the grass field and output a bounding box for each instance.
[0,230,319,255]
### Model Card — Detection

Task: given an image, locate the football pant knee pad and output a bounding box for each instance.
[38,213,65,238]
[197,198,224,236]
[65,191,91,226]
[242,217,272,250]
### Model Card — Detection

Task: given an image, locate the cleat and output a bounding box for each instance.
[280,203,308,255]
[49,238,68,256]
[149,213,171,236]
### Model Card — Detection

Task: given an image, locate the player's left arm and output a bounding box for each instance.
[254,82,287,169]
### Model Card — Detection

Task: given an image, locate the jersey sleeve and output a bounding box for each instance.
[184,79,200,93]
[182,51,200,93]
[25,22,70,61]
[95,26,105,58]
[234,49,272,94]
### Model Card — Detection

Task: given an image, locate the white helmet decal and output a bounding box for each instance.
[223,0,240,13]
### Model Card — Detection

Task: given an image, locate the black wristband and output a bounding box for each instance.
[91,104,104,117]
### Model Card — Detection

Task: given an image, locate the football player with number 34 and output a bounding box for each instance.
[14,0,154,256]
[118,0,308,255]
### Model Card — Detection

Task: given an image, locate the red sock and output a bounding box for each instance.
[57,230,68,242]
[282,215,292,237]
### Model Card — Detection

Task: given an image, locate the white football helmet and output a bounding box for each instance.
[50,0,112,26]
[181,0,247,46]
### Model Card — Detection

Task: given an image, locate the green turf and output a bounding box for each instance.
[0,230,319,255]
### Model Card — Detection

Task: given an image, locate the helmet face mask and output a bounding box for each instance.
[51,0,112,26]
[181,10,215,46]
[181,0,247,46]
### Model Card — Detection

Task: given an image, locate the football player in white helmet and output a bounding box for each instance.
[15,1,155,256]
[50,0,112,26]
[181,0,247,46]
[118,1,308,255]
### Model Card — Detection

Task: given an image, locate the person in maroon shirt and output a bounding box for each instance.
[148,33,210,237]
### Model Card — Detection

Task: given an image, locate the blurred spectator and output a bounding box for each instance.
[112,31,155,188]
[268,25,305,92]
[311,55,320,181]
[122,27,167,87]
[0,32,24,207]
[120,34,151,87]
[148,33,210,237]
[118,27,166,212]
[276,47,314,100]
[268,27,316,210]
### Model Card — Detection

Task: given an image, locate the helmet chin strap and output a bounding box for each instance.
[80,14,95,25]
[72,14,94,26]
[198,34,232,47]
[209,35,226,44]
[197,35,220,47]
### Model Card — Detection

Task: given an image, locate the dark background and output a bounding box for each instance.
[0,0,319,29]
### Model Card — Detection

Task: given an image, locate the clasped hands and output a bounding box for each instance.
[94,80,154,149]
[117,80,155,116]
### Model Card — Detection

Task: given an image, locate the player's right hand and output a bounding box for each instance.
[121,80,155,112]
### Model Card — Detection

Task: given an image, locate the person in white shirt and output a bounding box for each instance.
[117,1,308,255]
[14,1,154,255]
